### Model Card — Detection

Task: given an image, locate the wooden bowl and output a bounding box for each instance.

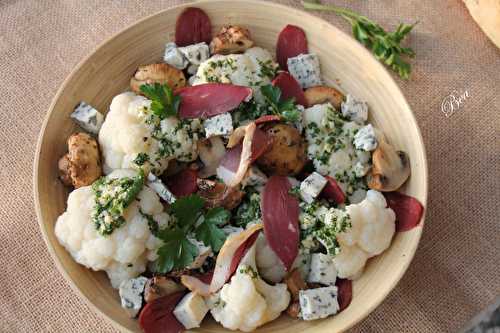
[34,1,428,332]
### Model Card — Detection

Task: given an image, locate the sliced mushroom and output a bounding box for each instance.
[304,85,345,109]
[210,25,254,55]
[130,63,186,93]
[197,137,226,178]
[284,268,307,301]
[144,276,186,303]
[197,178,244,210]
[286,300,301,318]
[367,139,410,192]
[58,132,101,188]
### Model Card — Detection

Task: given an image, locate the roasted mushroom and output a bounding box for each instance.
[58,132,102,188]
[130,63,186,93]
[197,178,244,210]
[144,276,186,303]
[256,124,307,176]
[197,137,226,178]
[367,139,410,192]
[284,269,307,318]
[210,25,254,55]
[304,85,345,109]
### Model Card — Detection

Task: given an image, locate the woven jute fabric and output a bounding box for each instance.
[0,0,498,332]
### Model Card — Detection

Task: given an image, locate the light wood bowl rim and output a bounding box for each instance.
[33,1,428,332]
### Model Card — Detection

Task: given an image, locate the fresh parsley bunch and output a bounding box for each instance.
[303,0,417,79]
[155,194,230,273]
[140,83,181,119]
[260,85,301,122]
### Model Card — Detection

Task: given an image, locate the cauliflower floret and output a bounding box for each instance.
[255,233,286,283]
[98,92,200,175]
[209,241,290,332]
[55,169,169,288]
[302,103,371,197]
[333,190,396,279]
[192,47,277,103]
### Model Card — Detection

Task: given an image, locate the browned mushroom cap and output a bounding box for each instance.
[197,178,244,210]
[367,139,410,192]
[130,63,186,93]
[144,276,186,303]
[210,25,255,55]
[304,85,345,109]
[58,132,102,188]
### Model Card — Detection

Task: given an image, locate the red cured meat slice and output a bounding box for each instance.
[220,145,243,173]
[321,176,346,204]
[261,176,300,270]
[276,25,308,70]
[336,278,352,312]
[272,72,307,106]
[250,126,273,161]
[175,7,212,47]
[384,191,424,232]
[227,231,260,280]
[139,291,186,333]
[167,168,198,197]
[177,84,253,119]
[255,114,281,125]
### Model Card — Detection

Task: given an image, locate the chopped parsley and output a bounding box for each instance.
[234,187,262,227]
[91,170,145,236]
[133,153,149,166]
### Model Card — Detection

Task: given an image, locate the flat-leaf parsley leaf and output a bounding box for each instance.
[140,83,181,119]
[260,85,301,122]
[195,207,230,252]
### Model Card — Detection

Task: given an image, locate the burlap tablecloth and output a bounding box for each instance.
[0,0,499,332]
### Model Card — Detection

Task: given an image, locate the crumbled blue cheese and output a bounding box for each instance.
[163,42,189,70]
[287,54,322,89]
[300,172,328,204]
[341,94,368,124]
[173,292,209,329]
[146,173,176,204]
[307,253,337,286]
[71,101,104,134]
[119,276,148,318]
[299,286,339,320]
[204,113,233,138]
[353,124,378,151]
[179,42,210,66]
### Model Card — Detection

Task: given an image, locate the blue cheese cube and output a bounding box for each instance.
[341,94,368,124]
[204,113,233,138]
[353,124,378,151]
[163,42,189,70]
[71,101,104,134]
[300,172,328,204]
[307,253,337,286]
[299,286,340,320]
[173,292,209,329]
[178,42,210,66]
[119,276,148,318]
[287,54,322,89]
[147,173,176,204]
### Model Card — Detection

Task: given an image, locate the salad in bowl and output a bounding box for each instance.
[52,6,424,333]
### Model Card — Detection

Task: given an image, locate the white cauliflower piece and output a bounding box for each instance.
[192,47,277,103]
[98,92,201,175]
[55,169,169,288]
[302,103,371,196]
[255,233,286,283]
[333,190,396,279]
[209,241,290,332]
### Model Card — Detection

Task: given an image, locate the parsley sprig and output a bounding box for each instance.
[140,83,181,119]
[155,194,230,273]
[303,0,417,79]
[260,85,301,122]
